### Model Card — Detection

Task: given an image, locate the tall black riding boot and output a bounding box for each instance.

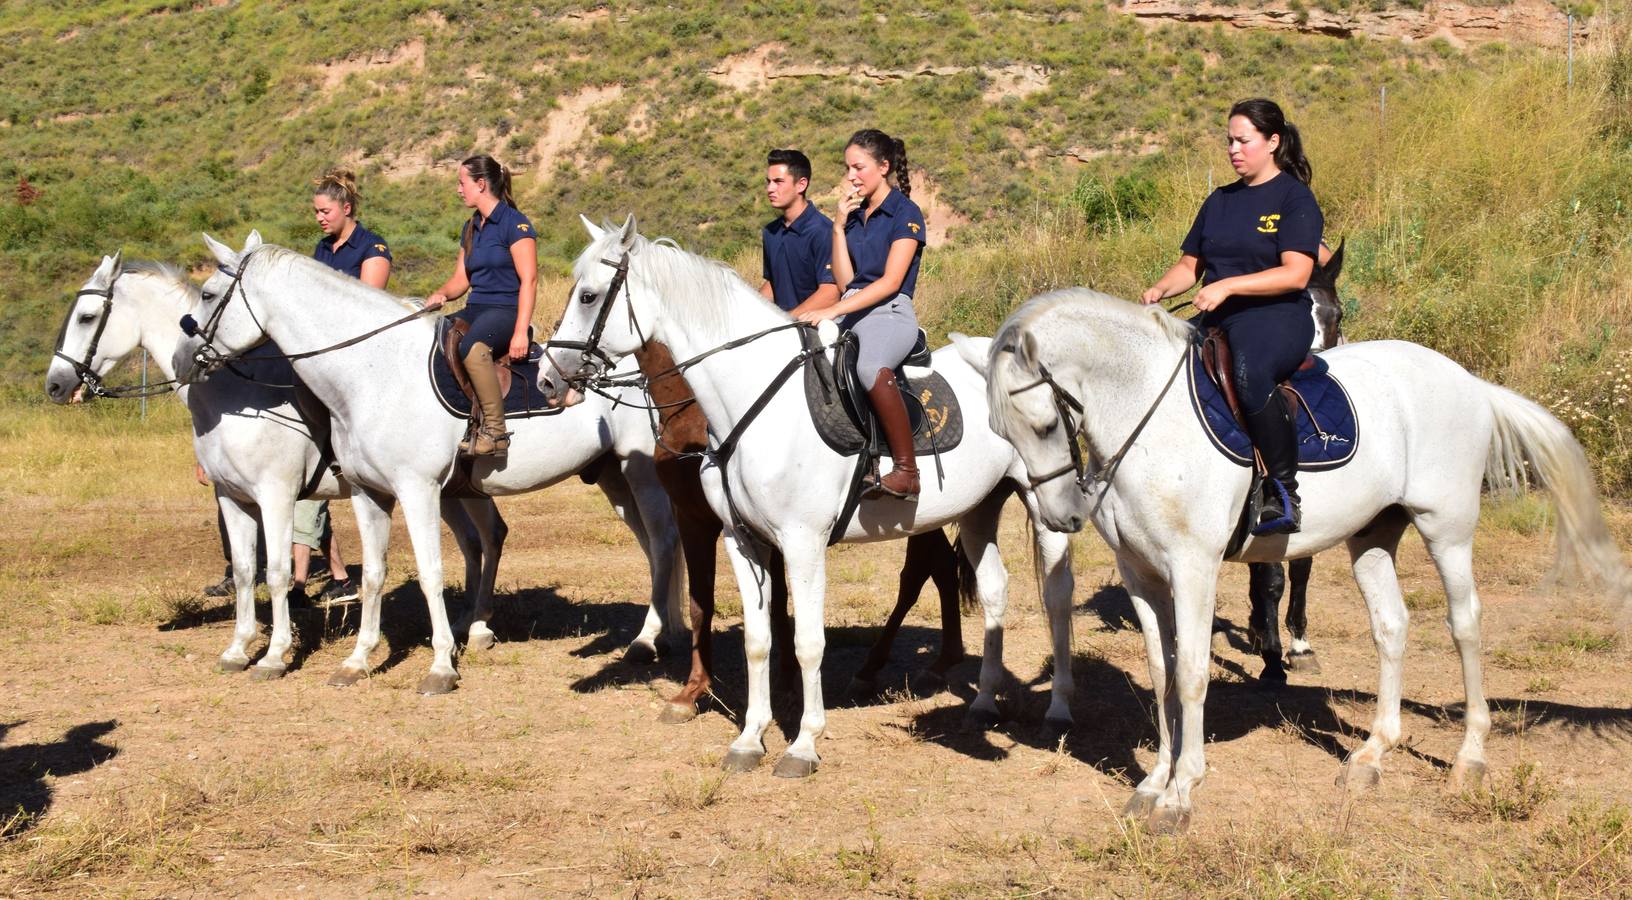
[1244,391,1300,534]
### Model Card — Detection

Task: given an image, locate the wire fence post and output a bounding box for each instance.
[140,348,148,421]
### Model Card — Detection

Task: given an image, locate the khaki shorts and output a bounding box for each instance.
[292,499,329,550]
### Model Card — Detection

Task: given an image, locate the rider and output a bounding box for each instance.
[1141,98,1323,534]
[758,149,839,315]
[797,129,927,500]
[425,155,538,457]
[300,168,387,603]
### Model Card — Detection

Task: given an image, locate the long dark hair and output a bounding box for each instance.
[1228,98,1312,185]
[846,128,911,198]
[460,154,516,257]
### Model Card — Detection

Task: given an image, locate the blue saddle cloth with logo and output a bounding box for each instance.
[1186,345,1358,471]
[426,322,562,420]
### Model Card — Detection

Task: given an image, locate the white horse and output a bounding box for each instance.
[539,217,1075,777]
[966,288,1632,832]
[178,232,686,694]
[45,253,507,677]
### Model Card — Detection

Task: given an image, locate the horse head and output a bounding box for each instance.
[177,230,266,382]
[1309,238,1347,350]
[539,214,642,404]
[45,251,136,404]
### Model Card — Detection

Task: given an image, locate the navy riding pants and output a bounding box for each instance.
[454,305,518,358]
[1209,297,1315,414]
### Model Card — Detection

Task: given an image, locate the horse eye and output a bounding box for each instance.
[77,312,97,324]
[579,290,597,305]
[201,291,216,302]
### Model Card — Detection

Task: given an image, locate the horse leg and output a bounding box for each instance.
[1339,507,1412,792]
[766,549,797,695]
[450,497,506,651]
[1149,559,1221,835]
[216,494,260,673]
[1418,519,1491,793]
[1284,557,1320,671]
[925,529,965,678]
[329,489,394,687]
[848,529,957,699]
[1247,562,1288,687]
[773,529,829,778]
[661,497,720,724]
[596,463,678,664]
[250,494,297,680]
[1120,563,1177,821]
[720,529,775,772]
[627,454,688,656]
[1016,488,1077,740]
[399,485,459,694]
[958,491,1011,731]
[441,497,483,643]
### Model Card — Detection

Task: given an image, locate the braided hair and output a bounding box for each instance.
[846,128,912,198]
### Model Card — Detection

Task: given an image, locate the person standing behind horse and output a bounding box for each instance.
[796,129,927,500]
[1141,99,1323,534]
[758,149,839,315]
[425,155,537,457]
[299,168,388,603]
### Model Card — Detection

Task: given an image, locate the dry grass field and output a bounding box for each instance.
[2,398,1631,897]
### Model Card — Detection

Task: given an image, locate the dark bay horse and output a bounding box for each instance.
[633,342,965,723]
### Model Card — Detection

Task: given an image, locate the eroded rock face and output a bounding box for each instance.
[1120,0,1586,49]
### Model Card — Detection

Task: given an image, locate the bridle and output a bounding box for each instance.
[52,269,178,399]
[543,251,631,385]
[1007,348,1189,497]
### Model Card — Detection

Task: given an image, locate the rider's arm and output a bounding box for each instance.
[509,238,538,362]
[788,283,841,317]
[1140,255,1204,304]
[1207,251,1315,299]
[359,257,391,290]
[829,222,856,295]
[426,248,470,308]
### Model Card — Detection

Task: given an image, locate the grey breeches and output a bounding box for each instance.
[840,290,919,382]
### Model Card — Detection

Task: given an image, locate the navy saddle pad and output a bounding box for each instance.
[426,321,562,420]
[1186,345,1358,471]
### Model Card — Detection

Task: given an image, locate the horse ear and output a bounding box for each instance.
[108,249,123,278]
[1014,330,1041,372]
[580,214,604,240]
[202,232,237,267]
[1324,237,1345,283]
[619,214,637,250]
[244,230,263,251]
[948,332,989,377]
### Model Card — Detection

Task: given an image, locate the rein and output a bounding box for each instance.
[52,273,182,400]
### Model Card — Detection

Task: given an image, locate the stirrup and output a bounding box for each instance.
[1251,477,1300,536]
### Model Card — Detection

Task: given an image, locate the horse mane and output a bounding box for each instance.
[248,244,424,310]
[994,287,1194,357]
[584,226,789,341]
[124,259,201,301]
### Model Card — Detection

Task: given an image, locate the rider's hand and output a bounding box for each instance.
[508,332,530,362]
[1139,287,1165,305]
[424,293,448,310]
[195,463,211,487]
[797,306,838,325]
[1194,281,1230,312]
[834,183,863,222]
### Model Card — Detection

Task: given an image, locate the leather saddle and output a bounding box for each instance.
[1198,327,1316,435]
[427,318,559,422]
[799,327,964,459]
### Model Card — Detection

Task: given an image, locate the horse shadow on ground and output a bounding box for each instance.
[0,720,118,838]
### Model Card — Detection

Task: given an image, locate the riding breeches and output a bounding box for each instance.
[840,290,919,382]
[454,305,519,358]
[1210,298,1315,413]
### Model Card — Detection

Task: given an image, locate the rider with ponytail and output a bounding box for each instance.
[426,155,537,457]
[1141,98,1324,533]
[797,128,928,500]
[311,169,392,289]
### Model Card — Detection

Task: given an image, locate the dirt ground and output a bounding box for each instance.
[2,410,1631,897]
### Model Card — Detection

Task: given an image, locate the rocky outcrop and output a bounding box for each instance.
[1120,0,1587,49]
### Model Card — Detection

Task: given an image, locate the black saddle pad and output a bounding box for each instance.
[427,320,562,420]
[800,330,964,457]
[1187,345,1359,471]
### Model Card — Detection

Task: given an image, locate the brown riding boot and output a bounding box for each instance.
[463,344,510,457]
[864,368,920,500]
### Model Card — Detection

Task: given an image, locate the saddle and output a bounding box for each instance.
[1191,328,1358,473]
[427,318,560,422]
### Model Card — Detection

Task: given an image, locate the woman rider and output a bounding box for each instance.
[796,128,927,500]
[425,155,537,457]
[1141,99,1323,534]
[301,168,390,602]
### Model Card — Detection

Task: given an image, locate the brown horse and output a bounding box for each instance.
[633,342,965,723]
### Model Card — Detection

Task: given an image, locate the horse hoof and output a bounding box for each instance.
[720,749,765,773]
[1041,716,1073,745]
[963,708,1002,733]
[846,675,881,702]
[1257,665,1289,690]
[1449,760,1487,793]
[914,669,951,695]
[659,702,698,725]
[1146,806,1192,835]
[327,665,366,687]
[772,754,819,779]
[1122,792,1159,820]
[1286,650,1321,674]
[467,630,497,652]
[623,642,658,665]
[1339,762,1382,793]
[217,657,250,674]
[417,671,460,695]
[249,664,286,681]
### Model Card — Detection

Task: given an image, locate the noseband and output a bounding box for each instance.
[178,257,252,379]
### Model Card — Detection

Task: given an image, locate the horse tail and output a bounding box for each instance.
[1484,383,1632,608]
[952,530,979,615]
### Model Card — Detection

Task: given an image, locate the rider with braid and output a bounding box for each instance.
[1141,99,1323,533]
[797,129,927,500]
[426,155,537,457]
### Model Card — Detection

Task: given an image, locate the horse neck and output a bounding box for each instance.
[244,257,427,391]
[125,272,191,381]
[1042,304,1188,461]
[634,341,707,450]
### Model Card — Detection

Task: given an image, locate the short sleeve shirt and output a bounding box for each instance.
[312,222,391,280]
[463,201,536,307]
[1180,172,1323,319]
[761,203,836,312]
[843,189,927,299]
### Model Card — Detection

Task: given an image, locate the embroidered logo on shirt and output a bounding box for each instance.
[516,223,531,233]
[1256,214,1281,234]
[374,243,387,252]
[907,222,922,234]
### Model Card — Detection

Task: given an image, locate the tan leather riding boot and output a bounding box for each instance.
[865,368,919,500]
[463,344,510,457]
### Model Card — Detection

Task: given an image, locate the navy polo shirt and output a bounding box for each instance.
[1180,172,1323,320]
[313,222,391,279]
[462,201,536,307]
[761,203,836,312]
[843,189,927,299]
